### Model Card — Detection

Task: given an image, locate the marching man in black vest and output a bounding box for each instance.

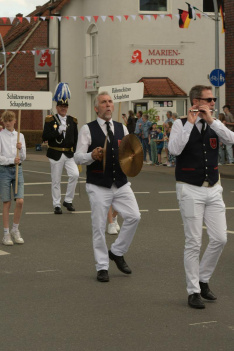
[42,83,79,214]
[74,91,141,282]
[169,85,234,309]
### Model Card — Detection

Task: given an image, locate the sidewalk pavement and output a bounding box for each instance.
[26,147,234,179]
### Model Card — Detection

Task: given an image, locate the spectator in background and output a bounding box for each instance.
[164,111,173,124]
[149,123,158,166]
[122,110,136,134]
[163,122,170,166]
[134,111,143,142]
[156,126,164,165]
[223,104,234,164]
[140,114,152,164]
[167,121,176,167]
[172,112,178,122]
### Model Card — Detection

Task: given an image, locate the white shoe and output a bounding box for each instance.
[2,234,14,246]
[107,223,118,235]
[11,230,24,244]
[112,216,120,232]
[147,161,153,165]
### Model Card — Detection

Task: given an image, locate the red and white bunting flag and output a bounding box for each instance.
[109,15,114,21]
[31,50,36,55]
[93,16,99,22]
[139,15,144,20]
[160,14,165,19]
[86,16,91,22]
[25,17,31,22]
[167,14,172,19]
[116,16,122,22]
[153,14,158,20]
[80,16,85,21]
[145,15,151,21]
[57,17,62,21]
[124,15,129,20]
[71,16,77,21]
[101,16,107,22]
[131,15,136,20]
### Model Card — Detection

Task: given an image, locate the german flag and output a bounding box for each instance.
[217,0,225,33]
[178,9,191,28]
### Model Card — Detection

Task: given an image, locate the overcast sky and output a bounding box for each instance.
[1,0,47,17]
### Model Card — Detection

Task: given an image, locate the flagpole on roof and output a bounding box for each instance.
[0,33,7,91]
[213,0,220,114]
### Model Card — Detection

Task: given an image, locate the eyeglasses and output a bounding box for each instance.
[198,97,217,103]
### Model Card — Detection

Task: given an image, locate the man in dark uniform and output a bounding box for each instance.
[74,91,141,282]
[169,85,234,309]
[42,82,79,214]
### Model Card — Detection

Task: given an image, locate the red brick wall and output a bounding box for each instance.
[225,0,234,111]
[0,21,48,130]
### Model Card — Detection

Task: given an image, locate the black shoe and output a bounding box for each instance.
[54,206,62,214]
[199,282,217,300]
[97,270,109,282]
[63,201,75,211]
[188,293,205,309]
[108,250,132,274]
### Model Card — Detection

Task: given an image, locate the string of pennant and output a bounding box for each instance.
[0,49,55,56]
[0,13,203,24]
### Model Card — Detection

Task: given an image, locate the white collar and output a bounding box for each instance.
[97,117,113,126]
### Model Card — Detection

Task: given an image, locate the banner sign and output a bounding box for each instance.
[0,91,52,110]
[99,82,144,102]
[34,49,55,72]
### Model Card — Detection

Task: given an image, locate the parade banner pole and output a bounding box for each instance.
[118,102,122,122]
[15,109,21,194]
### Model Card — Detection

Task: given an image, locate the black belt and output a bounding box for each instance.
[4,164,21,167]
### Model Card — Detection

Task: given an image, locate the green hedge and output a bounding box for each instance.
[21,130,43,148]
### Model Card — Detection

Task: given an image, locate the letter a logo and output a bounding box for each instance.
[39,51,52,67]
[131,50,143,64]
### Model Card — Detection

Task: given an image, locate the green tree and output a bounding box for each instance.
[144,108,159,124]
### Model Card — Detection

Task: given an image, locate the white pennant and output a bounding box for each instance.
[50,50,55,54]
[41,50,45,54]
[160,15,165,19]
[86,16,91,22]
[1,52,6,55]
[71,16,77,21]
[174,14,180,20]
[116,16,122,22]
[57,16,62,21]
[31,50,36,55]
[22,51,26,54]
[131,15,136,20]
[101,16,107,22]
[145,15,151,21]
[25,17,31,23]
[9,17,15,24]
[40,17,46,21]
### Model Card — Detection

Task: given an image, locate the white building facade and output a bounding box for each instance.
[49,0,225,126]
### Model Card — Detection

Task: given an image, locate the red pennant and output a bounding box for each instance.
[50,16,54,20]
[33,17,38,21]
[65,16,69,20]
[93,16,99,22]
[80,16,84,21]
[124,15,129,20]
[196,14,201,18]
[36,50,40,55]
[167,14,172,19]
[139,15,144,20]
[109,16,114,21]
[153,15,158,20]
[17,17,23,23]
[17,51,21,54]
[2,17,8,24]
[7,52,11,55]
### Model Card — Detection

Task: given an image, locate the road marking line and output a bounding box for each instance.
[189,321,217,326]
[24,194,44,197]
[24,169,86,180]
[158,191,176,194]
[37,269,58,273]
[24,181,86,185]
[159,208,234,212]
[25,209,149,215]
[134,192,150,194]
[0,250,10,256]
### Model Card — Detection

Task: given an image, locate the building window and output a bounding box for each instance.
[203,0,214,12]
[140,0,167,12]
[85,24,98,78]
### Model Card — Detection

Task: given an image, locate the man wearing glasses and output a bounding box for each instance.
[169,85,234,309]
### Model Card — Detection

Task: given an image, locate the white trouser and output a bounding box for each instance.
[49,154,79,208]
[86,182,141,271]
[176,182,227,295]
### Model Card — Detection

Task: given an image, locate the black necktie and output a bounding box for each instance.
[199,119,205,136]
[105,121,114,143]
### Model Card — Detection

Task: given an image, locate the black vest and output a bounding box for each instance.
[175,118,219,186]
[86,120,128,188]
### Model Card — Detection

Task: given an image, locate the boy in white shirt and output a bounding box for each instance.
[0,111,26,245]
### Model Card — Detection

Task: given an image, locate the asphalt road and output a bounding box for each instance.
[0,156,234,351]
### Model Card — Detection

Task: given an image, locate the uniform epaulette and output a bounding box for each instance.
[72,116,78,124]
[45,115,54,122]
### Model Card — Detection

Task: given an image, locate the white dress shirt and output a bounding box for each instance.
[0,128,26,165]
[74,117,128,165]
[168,117,234,156]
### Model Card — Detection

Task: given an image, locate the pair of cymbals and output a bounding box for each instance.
[103,134,143,177]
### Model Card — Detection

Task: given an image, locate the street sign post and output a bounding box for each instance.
[209,69,225,87]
